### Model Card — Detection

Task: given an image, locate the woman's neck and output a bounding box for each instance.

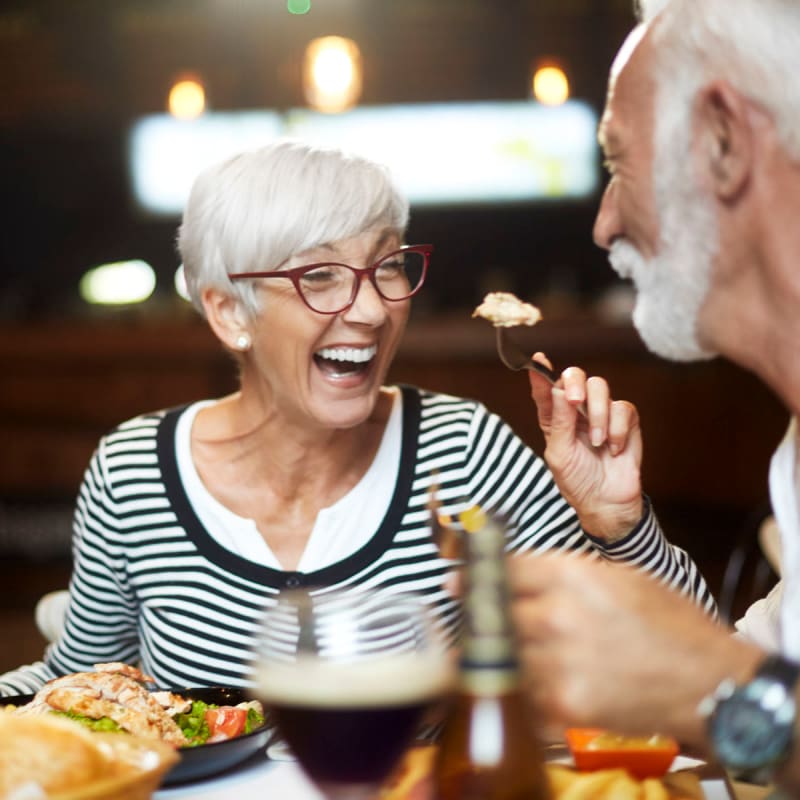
[190,388,393,509]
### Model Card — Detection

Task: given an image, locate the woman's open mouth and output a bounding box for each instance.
[313,344,377,378]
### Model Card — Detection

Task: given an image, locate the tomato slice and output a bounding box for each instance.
[205,706,248,741]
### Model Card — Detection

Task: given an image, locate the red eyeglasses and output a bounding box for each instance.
[227,244,432,315]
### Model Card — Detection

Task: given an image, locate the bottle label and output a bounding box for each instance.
[460,517,518,669]
[459,666,519,695]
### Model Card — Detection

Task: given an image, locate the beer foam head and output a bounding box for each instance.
[256,652,454,708]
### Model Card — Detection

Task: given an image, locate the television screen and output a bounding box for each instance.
[128,100,599,215]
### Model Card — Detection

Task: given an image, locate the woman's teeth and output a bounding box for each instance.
[314,344,377,376]
[316,345,377,363]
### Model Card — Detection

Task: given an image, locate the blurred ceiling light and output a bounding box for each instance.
[303,35,362,113]
[287,0,311,13]
[79,260,156,306]
[168,77,206,119]
[532,64,570,106]
[174,264,191,302]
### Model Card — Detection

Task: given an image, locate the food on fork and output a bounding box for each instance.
[9,662,265,748]
[472,291,542,328]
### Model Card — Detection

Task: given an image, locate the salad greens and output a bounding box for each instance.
[53,710,123,732]
[176,700,212,746]
[176,700,265,746]
[245,706,265,734]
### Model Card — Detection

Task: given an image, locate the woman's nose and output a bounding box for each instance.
[342,274,387,323]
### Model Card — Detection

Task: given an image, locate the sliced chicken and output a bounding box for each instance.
[13,665,187,747]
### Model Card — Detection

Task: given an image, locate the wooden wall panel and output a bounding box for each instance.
[0,316,788,511]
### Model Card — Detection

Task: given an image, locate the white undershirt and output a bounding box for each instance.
[735,417,800,657]
[175,389,402,572]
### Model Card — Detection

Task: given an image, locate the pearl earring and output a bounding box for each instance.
[235,333,251,351]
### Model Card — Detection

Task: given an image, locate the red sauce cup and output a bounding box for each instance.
[565,728,680,779]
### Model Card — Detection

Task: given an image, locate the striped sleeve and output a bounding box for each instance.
[442,398,717,614]
[0,416,170,695]
[49,422,155,674]
[591,496,718,617]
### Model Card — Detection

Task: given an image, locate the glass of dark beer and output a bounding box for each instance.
[252,588,452,800]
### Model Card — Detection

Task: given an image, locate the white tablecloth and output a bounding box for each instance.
[155,753,323,800]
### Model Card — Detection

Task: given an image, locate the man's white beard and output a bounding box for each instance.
[607,130,720,362]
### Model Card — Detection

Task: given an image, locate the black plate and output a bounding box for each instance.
[0,686,271,786]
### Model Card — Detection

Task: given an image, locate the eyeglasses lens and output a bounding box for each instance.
[298,251,426,313]
[374,250,426,300]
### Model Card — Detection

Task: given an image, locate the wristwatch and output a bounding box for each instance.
[700,654,800,782]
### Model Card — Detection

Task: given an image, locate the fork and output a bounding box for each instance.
[495,327,587,418]
[427,472,462,560]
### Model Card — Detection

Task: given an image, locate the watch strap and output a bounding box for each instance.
[703,653,800,783]
[759,654,800,690]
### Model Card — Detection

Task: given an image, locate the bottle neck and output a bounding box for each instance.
[459,518,521,695]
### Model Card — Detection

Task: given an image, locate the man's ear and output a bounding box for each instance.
[695,80,753,201]
[202,287,252,351]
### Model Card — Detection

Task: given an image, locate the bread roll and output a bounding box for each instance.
[0,713,109,796]
[0,711,177,800]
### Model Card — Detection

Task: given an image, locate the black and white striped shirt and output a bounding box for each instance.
[0,386,715,695]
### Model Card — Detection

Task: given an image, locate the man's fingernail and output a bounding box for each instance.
[591,427,603,447]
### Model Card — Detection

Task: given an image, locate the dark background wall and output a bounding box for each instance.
[0,0,633,318]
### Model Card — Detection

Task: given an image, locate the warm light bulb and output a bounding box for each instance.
[303,36,362,113]
[168,78,206,120]
[79,260,156,306]
[313,48,354,96]
[532,65,570,106]
[174,264,191,302]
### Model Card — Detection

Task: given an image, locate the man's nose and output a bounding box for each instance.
[592,180,620,251]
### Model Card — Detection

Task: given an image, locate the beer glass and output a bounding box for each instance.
[252,588,452,800]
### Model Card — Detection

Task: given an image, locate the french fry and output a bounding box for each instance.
[383,749,700,800]
[603,773,643,800]
[544,764,695,800]
[662,771,705,800]
[546,764,581,795]
[559,768,631,800]
[642,776,670,800]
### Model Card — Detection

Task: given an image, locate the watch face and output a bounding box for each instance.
[711,681,795,770]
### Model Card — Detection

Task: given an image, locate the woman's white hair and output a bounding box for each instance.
[178,139,410,318]
[637,0,800,161]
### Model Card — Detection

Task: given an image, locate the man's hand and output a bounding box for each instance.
[529,353,643,541]
[509,554,763,748]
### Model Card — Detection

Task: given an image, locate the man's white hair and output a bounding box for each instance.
[637,0,800,160]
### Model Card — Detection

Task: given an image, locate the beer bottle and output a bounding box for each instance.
[432,507,550,800]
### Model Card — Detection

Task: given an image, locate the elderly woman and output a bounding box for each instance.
[0,140,714,695]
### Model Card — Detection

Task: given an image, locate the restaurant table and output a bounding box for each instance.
[153,747,773,800]
[731,784,772,800]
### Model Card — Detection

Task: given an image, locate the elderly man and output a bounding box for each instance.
[513,0,800,791]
